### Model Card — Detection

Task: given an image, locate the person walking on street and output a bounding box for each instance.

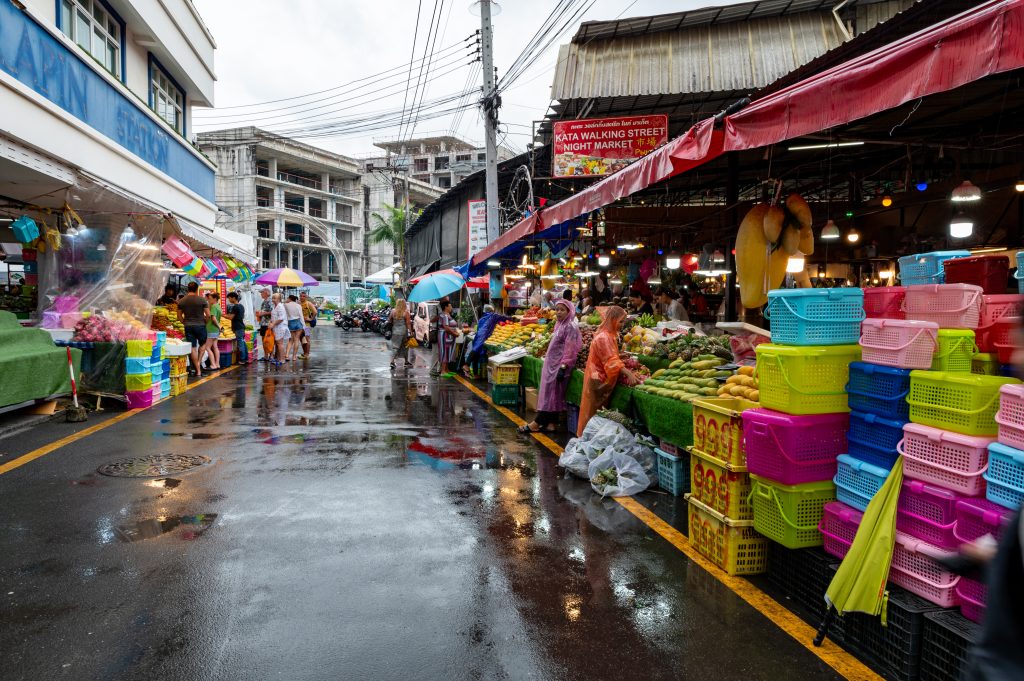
[577,306,638,436]
[435,298,459,377]
[202,292,222,371]
[299,291,318,359]
[256,287,273,361]
[519,298,582,434]
[284,294,304,363]
[176,282,210,378]
[388,298,412,371]
[269,293,288,366]
[225,292,248,364]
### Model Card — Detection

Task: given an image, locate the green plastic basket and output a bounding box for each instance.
[490,383,520,406]
[749,475,835,549]
[971,352,1000,376]
[755,343,861,415]
[930,329,976,373]
[908,370,1021,436]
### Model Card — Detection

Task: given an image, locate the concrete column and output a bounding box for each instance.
[274,186,284,209]
[321,172,330,193]
[303,195,309,215]
[297,248,303,271]
[325,199,334,222]
[268,158,278,178]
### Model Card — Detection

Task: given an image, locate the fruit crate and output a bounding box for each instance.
[859,318,938,369]
[655,447,689,496]
[487,361,522,385]
[930,329,976,373]
[755,343,860,415]
[742,408,846,484]
[766,544,843,628]
[766,288,865,346]
[749,475,835,549]
[907,370,1019,437]
[687,495,768,575]
[843,587,946,681]
[847,361,912,421]
[691,397,758,467]
[898,250,971,285]
[689,446,752,520]
[490,383,520,407]
[918,610,980,681]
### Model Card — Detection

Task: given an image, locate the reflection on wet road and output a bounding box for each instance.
[0,331,843,680]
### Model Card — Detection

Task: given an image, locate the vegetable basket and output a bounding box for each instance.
[846,361,911,421]
[930,330,975,373]
[984,442,1024,510]
[889,532,961,607]
[834,454,890,512]
[896,480,960,550]
[766,288,864,346]
[755,343,860,415]
[907,370,1019,436]
[863,286,906,320]
[742,408,846,484]
[996,383,1024,449]
[818,500,862,560]
[848,410,905,469]
[749,475,835,549]
[942,254,1010,294]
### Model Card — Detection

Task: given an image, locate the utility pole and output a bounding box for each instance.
[479,0,500,243]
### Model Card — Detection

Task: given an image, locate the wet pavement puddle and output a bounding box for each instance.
[151,432,223,440]
[115,513,217,542]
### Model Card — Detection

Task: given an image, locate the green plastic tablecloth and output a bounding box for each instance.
[521,355,543,389]
[637,355,671,374]
[566,370,583,406]
[80,342,127,395]
[633,390,694,448]
[563,369,633,413]
[0,311,80,409]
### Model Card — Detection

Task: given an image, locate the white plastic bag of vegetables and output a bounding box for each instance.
[559,416,635,479]
[588,450,651,497]
[559,439,602,479]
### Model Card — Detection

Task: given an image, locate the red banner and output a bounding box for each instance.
[552,115,668,178]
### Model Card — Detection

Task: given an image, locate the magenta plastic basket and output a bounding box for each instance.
[859,318,938,369]
[954,497,1013,544]
[889,532,961,607]
[896,480,961,550]
[975,295,1024,351]
[863,286,906,319]
[125,389,154,410]
[904,284,983,329]
[818,501,862,560]
[742,408,847,485]
[957,576,986,624]
[898,422,993,496]
[995,383,1024,449]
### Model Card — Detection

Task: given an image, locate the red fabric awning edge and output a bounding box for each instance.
[472,0,1024,267]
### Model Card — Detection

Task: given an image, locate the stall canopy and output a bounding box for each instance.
[176,219,258,265]
[364,264,398,284]
[469,0,1024,274]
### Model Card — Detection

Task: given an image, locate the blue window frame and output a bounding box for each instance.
[148,55,186,135]
[56,0,125,81]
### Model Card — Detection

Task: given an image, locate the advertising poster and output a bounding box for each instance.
[467,199,488,260]
[552,115,668,178]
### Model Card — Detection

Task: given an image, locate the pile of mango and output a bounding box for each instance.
[637,356,733,402]
[489,321,546,351]
[717,365,759,402]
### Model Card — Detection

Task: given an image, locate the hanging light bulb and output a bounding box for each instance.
[665,254,681,270]
[950,210,974,238]
[712,249,725,263]
[846,228,860,243]
[66,225,78,237]
[951,180,982,202]
[597,254,610,267]
[820,220,840,240]
[1015,181,1024,192]
[881,195,893,207]
[916,182,929,192]
[786,252,806,273]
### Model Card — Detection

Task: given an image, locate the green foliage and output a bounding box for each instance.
[368,203,419,251]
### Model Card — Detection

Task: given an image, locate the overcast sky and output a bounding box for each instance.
[192,0,732,158]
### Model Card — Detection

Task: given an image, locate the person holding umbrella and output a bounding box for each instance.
[519,298,582,434]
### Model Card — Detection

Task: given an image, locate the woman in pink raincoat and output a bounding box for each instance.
[518,297,582,434]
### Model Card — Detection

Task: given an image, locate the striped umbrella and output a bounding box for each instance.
[254,267,318,287]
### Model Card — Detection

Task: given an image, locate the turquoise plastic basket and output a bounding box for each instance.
[899,250,971,285]
[766,289,865,346]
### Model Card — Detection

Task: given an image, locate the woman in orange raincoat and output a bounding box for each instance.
[577,306,638,436]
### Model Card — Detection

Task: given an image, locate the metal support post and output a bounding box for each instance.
[480,0,500,243]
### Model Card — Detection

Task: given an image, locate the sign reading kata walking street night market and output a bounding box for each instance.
[551,115,668,178]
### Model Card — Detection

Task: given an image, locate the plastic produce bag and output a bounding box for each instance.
[559,439,602,479]
[588,450,650,497]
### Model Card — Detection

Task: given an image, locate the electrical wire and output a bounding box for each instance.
[402,0,447,142]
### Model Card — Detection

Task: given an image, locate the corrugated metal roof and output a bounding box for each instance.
[551,12,844,100]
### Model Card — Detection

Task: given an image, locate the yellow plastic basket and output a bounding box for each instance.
[749,475,835,549]
[487,362,521,385]
[971,352,1000,376]
[169,375,187,396]
[755,343,861,415]
[930,329,976,372]
[126,339,153,358]
[689,446,752,520]
[687,495,768,575]
[125,373,152,392]
[691,397,758,467]
[907,370,1020,436]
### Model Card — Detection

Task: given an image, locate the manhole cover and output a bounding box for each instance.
[97,454,211,478]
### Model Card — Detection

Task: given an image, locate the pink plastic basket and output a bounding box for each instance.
[954,497,1013,544]
[975,296,1024,351]
[126,390,154,409]
[859,318,938,369]
[818,501,862,560]
[741,409,847,485]
[995,383,1024,449]
[52,295,80,313]
[904,284,983,329]
[896,480,961,550]
[898,422,993,496]
[889,532,961,607]
[863,286,906,319]
[956,577,986,624]
[990,317,1021,363]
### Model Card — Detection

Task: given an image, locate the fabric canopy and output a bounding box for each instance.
[471,0,1024,269]
[177,219,258,265]
[364,264,398,284]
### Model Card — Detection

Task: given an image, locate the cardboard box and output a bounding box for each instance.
[524,387,538,412]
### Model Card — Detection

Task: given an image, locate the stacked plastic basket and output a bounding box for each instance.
[165,341,191,396]
[685,396,766,574]
[124,339,155,409]
[749,289,862,551]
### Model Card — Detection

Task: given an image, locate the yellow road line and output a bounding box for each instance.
[455,374,882,681]
[0,365,239,477]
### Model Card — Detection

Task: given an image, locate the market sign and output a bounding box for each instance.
[467,199,488,259]
[552,115,668,178]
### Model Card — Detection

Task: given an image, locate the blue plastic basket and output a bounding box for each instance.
[835,454,891,512]
[847,410,907,470]
[984,442,1024,510]
[567,404,579,435]
[1016,251,1024,294]
[124,357,152,375]
[656,447,689,496]
[766,289,865,346]
[898,250,971,286]
[847,361,912,421]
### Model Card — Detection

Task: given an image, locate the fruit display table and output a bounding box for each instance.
[0,311,81,411]
[632,390,694,448]
[521,355,543,389]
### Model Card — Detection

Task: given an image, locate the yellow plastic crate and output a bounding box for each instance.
[971,352,1000,376]
[487,362,521,385]
[692,397,758,467]
[125,373,152,392]
[687,495,768,575]
[169,375,187,396]
[126,339,153,358]
[930,329,975,373]
[755,343,861,415]
[689,447,753,520]
[908,370,1020,436]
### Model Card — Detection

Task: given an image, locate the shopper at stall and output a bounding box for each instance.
[225,292,248,364]
[577,306,638,436]
[176,282,210,378]
[256,287,273,361]
[284,294,304,363]
[589,272,612,304]
[519,298,582,434]
[628,288,655,316]
[436,298,460,377]
[388,298,412,371]
[155,284,178,306]
[269,292,288,366]
[580,296,594,316]
[201,292,221,371]
[657,287,689,322]
[299,291,318,359]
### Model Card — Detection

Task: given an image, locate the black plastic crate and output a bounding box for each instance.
[918,609,980,681]
[767,544,836,620]
[842,587,944,681]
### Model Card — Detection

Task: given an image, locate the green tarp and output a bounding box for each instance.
[0,311,80,410]
[633,390,694,448]
[566,370,583,406]
[561,369,633,412]
[521,355,543,389]
[637,355,671,374]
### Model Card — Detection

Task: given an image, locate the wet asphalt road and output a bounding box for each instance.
[0,329,843,681]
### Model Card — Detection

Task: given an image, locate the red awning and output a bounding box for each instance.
[473,0,1024,266]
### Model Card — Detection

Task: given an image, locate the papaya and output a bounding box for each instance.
[736,204,771,309]
[781,224,801,255]
[763,205,785,243]
[798,223,815,256]
[785,193,813,230]
[768,246,789,290]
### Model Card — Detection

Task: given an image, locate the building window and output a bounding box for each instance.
[336,230,353,249]
[437,177,452,188]
[336,204,353,223]
[59,0,122,79]
[261,247,271,270]
[456,154,471,162]
[414,158,428,172]
[434,156,450,170]
[150,58,184,133]
[257,221,273,239]
[477,153,486,162]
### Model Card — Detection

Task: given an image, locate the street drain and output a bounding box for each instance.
[97,454,211,478]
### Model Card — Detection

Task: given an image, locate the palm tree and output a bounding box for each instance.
[368,203,408,255]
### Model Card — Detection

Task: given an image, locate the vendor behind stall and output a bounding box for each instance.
[628,288,655,316]
[657,287,689,322]
[155,284,178,306]
[578,306,637,436]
